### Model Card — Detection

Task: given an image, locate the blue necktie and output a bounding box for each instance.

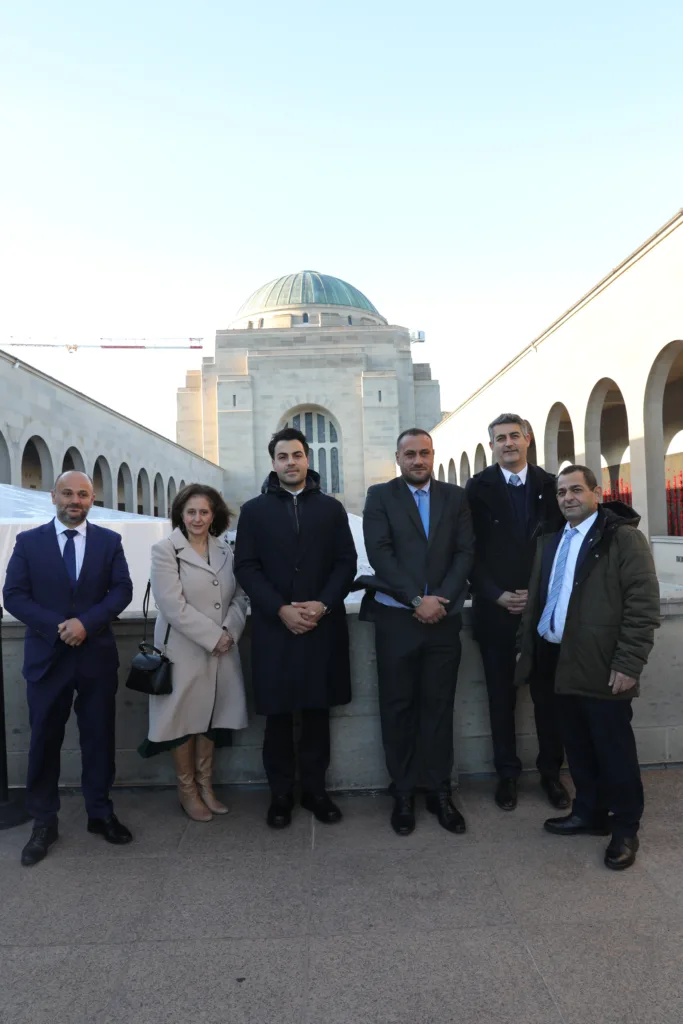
[63,529,78,585]
[415,488,429,537]
[509,474,522,487]
[415,489,429,595]
[537,527,579,636]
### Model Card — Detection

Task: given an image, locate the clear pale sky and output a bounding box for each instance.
[1,1,682,441]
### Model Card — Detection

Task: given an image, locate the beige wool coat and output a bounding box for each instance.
[147,527,248,742]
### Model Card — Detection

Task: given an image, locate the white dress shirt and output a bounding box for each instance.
[541,512,598,643]
[500,464,528,485]
[54,518,87,579]
[375,479,431,609]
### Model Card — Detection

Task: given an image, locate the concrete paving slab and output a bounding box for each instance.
[113,938,307,1024]
[307,926,564,1024]
[525,918,683,1024]
[307,845,513,936]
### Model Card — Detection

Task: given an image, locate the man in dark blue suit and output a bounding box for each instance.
[3,470,134,865]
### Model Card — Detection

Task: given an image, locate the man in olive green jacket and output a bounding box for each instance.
[516,465,660,870]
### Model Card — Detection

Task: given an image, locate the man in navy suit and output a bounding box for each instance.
[3,470,134,866]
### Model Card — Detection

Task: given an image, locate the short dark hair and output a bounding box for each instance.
[268,427,309,459]
[396,427,433,451]
[557,464,599,490]
[487,414,529,441]
[171,483,231,536]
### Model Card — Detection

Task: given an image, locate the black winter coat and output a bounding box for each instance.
[233,471,357,715]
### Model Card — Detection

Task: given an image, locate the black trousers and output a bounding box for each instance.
[479,616,564,780]
[26,655,117,826]
[373,605,462,796]
[542,640,643,838]
[262,708,330,796]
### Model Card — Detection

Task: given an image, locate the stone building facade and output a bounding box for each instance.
[0,350,226,516]
[177,271,442,513]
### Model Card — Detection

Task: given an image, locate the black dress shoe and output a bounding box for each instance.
[544,812,610,836]
[425,792,466,834]
[21,824,58,867]
[87,814,133,845]
[495,778,518,811]
[604,836,639,871]
[267,793,294,829]
[541,776,571,810]
[390,795,415,836]
[301,791,342,824]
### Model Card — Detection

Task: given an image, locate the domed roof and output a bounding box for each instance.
[236,271,381,318]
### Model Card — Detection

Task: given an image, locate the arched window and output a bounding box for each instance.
[258,318,264,328]
[282,407,343,495]
[347,315,352,325]
[302,312,309,324]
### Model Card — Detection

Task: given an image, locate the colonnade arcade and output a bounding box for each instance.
[435,341,683,537]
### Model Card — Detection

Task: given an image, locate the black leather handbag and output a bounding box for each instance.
[125,580,173,696]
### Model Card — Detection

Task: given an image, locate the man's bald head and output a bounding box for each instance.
[52,471,95,525]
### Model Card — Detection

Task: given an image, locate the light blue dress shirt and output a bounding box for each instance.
[375,480,430,609]
[539,511,598,643]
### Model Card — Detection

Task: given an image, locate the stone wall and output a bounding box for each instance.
[3,598,683,791]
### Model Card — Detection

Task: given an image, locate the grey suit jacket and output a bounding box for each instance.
[354,477,474,619]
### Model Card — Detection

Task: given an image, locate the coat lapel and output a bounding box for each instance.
[171,527,215,574]
[74,521,98,592]
[426,480,444,547]
[574,513,603,585]
[395,478,426,540]
[208,535,230,575]
[40,519,73,590]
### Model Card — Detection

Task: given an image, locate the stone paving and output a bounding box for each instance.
[2,769,683,1023]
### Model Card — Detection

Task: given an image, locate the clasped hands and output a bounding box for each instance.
[413,594,450,624]
[279,601,326,635]
[496,590,528,615]
[212,631,234,657]
[58,618,87,646]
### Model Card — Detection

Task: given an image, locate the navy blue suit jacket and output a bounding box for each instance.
[2,519,133,682]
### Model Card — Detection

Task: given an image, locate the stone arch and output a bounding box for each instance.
[437,463,445,481]
[179,479,186,491]
[459,452,471,485]
[584,378,631,500]
[544,403,576,474]
[153,472,165,517]
[474,444,487,473]
[0,429,11,484]
[21,435,54,491]
[116,462,134,512]
[137,468,152,515]
[644,340,683,535]
[447,458,457,484]
[167,476,177,513]
[279,404,343,495]
[62,446,86,474]
[93,455,114,509]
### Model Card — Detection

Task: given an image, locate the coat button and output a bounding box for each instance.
[214,602,221,609]
[213,579,219,586]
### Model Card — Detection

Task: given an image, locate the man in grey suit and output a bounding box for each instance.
[355,428,474,836]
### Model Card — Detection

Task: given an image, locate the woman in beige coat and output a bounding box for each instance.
[140,484,248,821]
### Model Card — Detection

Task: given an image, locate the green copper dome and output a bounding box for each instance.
[236,271,381,318]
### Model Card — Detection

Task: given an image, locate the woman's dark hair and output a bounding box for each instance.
[171,484,231,537]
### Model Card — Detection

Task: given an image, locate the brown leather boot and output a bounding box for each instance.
[195,734,229,814]
[171,737,212,821]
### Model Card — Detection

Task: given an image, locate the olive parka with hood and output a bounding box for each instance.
[515,501,660,700]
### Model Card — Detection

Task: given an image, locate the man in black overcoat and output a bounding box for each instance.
[234,427,357,829]
[354,428,474,837]
[466,413,568,812]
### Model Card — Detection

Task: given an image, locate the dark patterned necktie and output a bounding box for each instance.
[63,529,78,585]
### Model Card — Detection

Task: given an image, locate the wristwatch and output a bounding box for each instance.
[321,604,330,616]
[411,596,423,609]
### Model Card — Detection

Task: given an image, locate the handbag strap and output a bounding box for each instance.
[142,549,180,648]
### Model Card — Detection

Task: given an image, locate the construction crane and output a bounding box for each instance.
[1,337,204,353]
